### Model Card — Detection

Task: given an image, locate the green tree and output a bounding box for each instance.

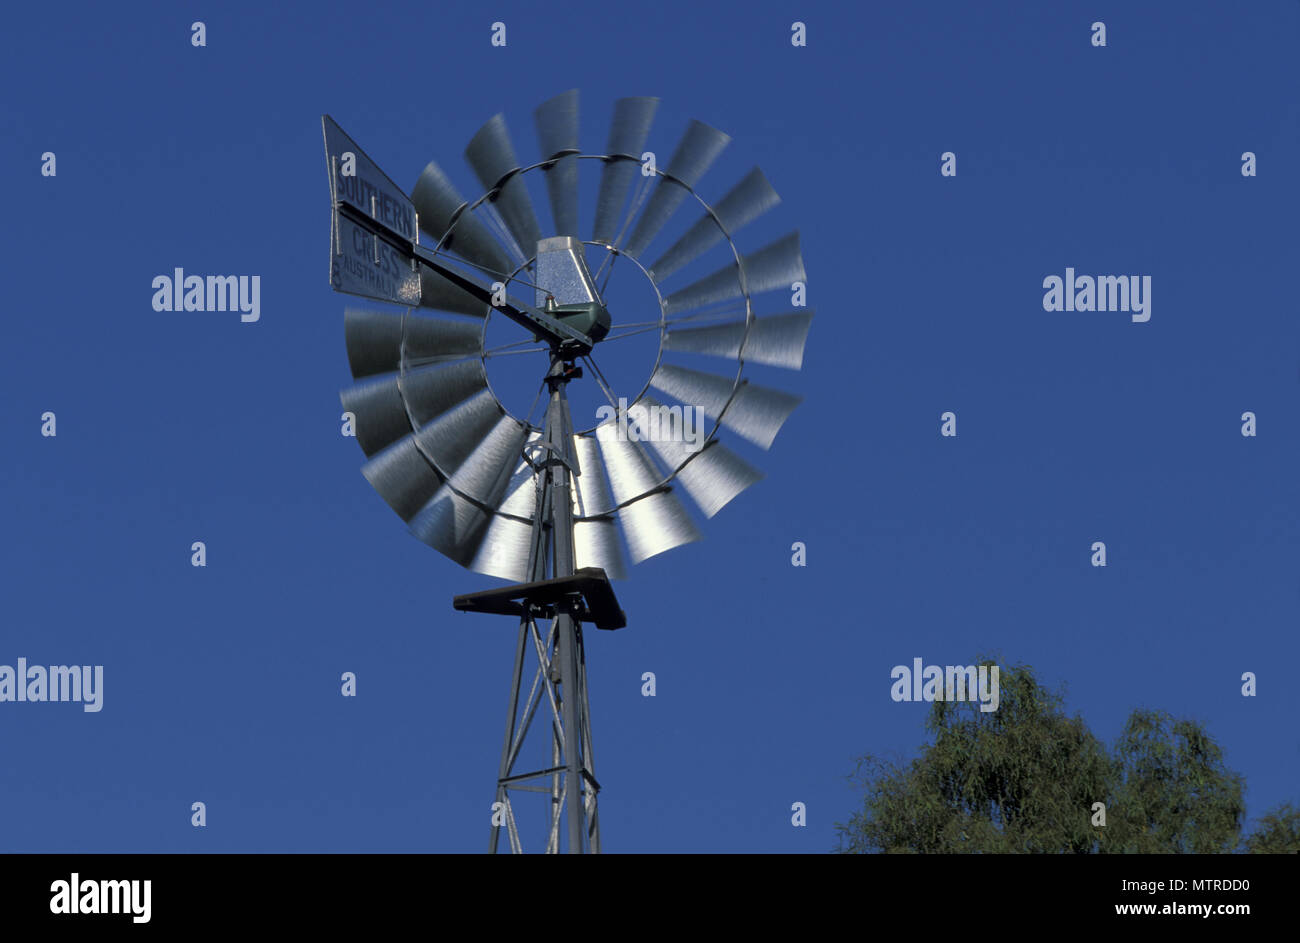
[1243,803,1300,854]
[835,660,1280,854]
[837,660,1112,853]
[1105,709,1243,853]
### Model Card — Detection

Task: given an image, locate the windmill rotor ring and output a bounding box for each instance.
[338,92,811,580]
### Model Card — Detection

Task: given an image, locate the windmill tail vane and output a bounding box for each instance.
[321,90,810,853]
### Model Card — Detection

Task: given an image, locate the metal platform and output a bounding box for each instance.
[453,567,626,631]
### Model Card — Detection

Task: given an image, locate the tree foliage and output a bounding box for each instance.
[1242,803,1300,854]
[1105,709,1243,853]
[837,660,1287,854]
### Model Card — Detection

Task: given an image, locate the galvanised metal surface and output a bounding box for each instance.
[534,236,599,308]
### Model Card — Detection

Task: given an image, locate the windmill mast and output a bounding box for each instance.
[466,238,614,854]
[544,359,590,854]
[483,353,602,854]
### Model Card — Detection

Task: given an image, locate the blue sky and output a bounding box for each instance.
[1,0,1296,852]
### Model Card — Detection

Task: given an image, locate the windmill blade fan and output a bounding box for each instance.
[332,92,808,583]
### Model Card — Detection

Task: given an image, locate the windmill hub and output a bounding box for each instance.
[543,296,611,345]
[534,235,610,350]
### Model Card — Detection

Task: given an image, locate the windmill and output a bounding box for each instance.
[321,91,811,853]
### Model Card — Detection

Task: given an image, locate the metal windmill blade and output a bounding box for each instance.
[569,433,627,580]
[321,94,809,856]
[631,396,764,519]
[662,231,806,316]
[621,119,730,260]
[663,310,814,370]
[646,167,780,282]
[411,160,514,277]
[592,97,658,244]
[465,114,542,262]
[534,89,581,238]
[647,363,803,450]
